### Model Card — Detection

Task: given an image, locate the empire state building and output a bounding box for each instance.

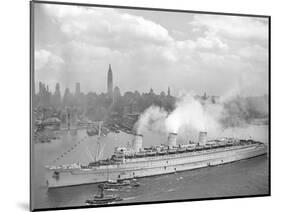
[107,64,113,98]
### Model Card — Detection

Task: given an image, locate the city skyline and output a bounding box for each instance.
[34,4,269,97]
[35,64,176,97]
[34,63,193,100]
[34,63,267,99]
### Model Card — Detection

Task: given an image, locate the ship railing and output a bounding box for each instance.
[45,165,80,170]
[118,142,260,162]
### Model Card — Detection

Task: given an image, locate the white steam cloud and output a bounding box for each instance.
[134,93,222,138]
[134,90,268,141]
[134,106,167,134]
[165,94,221,134]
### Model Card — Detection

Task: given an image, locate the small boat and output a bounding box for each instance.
[135,152,146,157]
[100,179,140,190]
[130,179,140,187]
[87,129,98,136]
[186,146,195,151]
[103,180,130,188]
[211,144,219,148]
[85,185,122,205]
[157,150,167,155]
[146,151,157,156]
[218,143,226,147]
[195,146,204,151]
[177,148,186,153]
[168,149,177,154]
[87,122,106,137]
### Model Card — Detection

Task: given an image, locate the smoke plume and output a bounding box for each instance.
[134,105,168,134]
[165,94,221,135]
[134,91,268,140]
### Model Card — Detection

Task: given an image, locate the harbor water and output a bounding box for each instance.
[32,125,269,209]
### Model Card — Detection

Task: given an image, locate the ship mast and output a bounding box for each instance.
[95,121,102,162]
[107,164,109,182]
[98,121,102,137]
[95,142,100,162]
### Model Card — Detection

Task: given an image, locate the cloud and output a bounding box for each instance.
[191,15,268,42]
[34,4,269,97]
[35,49,51,70]
[35,49,64,70]
[35,49,65,89]
[175,35,228,54]
[238,45,268,63]
[43,5,173,49]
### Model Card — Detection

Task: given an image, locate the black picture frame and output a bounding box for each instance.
[30,1,271,211]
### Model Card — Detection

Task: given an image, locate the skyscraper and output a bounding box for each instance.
[75,82,81,96]
[107,64,113,98]
[53,83,61,107]
[63,88,71,106]
[167,86,171,97]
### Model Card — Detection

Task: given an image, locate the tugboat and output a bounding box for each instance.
[130,179,140,188]
[86,128,99,136]
[85,184,122,205]
[87,122,105,137]
[101,179,140,190]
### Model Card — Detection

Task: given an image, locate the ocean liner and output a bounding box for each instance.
[45,132,267,188]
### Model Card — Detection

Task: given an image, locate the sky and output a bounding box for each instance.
[34,3,269,97]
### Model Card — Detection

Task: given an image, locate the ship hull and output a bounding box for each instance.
[46,144,267,188]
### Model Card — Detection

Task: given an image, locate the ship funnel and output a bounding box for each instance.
[199,131,207,145]
[133,134,143,152]
[167,133,177,147]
